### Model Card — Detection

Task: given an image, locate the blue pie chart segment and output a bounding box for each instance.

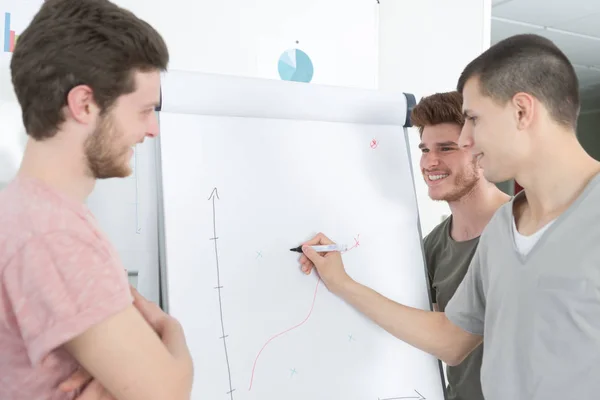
[278,49,314,83]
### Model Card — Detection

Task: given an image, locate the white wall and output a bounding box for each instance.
[379,0,492,236]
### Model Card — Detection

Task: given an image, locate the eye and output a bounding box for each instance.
[467,115,478,125]
[420,148,429,153]
[441,147,453,151]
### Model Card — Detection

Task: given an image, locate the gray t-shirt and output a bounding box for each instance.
[446,172,600,400]
[424,216,484,400]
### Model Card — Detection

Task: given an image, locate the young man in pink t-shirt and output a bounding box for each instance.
[0,0,193,399]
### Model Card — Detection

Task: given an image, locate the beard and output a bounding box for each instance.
[433,159,480,202]
[84,112,132,179]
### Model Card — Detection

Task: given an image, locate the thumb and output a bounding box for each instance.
[302,245,323,265]
[134,295,165,329]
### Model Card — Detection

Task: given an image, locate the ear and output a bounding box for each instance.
[512,92,535,130]
[65,85,100,125]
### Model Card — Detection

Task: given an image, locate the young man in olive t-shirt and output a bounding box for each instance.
[411,92,510,400]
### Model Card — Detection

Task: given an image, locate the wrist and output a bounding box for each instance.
[330,275,357,296]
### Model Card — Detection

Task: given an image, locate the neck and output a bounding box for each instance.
[18,136,95,203]
[515,129,600,223]
[447,179,511,241]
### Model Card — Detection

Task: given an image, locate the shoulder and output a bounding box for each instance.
[0,178,101,266]
[423,215,451,250]
[479,196,516,244]
[5,231,132,365]
[423,216,452,272]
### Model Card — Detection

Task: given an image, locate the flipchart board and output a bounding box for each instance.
[156,70,446,400]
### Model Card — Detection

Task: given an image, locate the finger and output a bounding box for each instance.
[301,244,324,265]
[59,368,92,392]
[133,295,169,334]
[131,288,159,313]
[302,232,334,246]
[135,298,162,324]
[296,253,309,273]
[130,286,146,304]
[297,253,311,272]
[75,379,106,400]
[300,259,314,275]
[299,254,310,265]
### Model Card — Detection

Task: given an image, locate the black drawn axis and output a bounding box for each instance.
[209,188,235,399]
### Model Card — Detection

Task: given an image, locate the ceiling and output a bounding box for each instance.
[491,0,600,111]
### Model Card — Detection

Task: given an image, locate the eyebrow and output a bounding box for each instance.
[418,141,458,149]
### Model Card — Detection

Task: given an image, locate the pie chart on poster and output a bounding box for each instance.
[278,48,314,83]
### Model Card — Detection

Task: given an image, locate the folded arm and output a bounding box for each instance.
[64,303,193,400]
[6,232,193,400]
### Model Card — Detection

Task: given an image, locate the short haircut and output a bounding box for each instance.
[10,0,169,140]
[410,91,465,135]
[457,33,579,129]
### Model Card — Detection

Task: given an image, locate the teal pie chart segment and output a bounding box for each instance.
[278,48,314,83]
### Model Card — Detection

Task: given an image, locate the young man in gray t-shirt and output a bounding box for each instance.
[411,91,509,400]
[299,33,600,400]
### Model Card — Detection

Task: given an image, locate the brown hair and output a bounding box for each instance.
[10,0,169,140]
[410,91,464,135]
[457,33,579,129]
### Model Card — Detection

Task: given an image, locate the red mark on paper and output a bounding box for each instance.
[248,235,360,391]
[370,139,378,149]
[349,234,360,250]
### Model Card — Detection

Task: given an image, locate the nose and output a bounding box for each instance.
[145,111,160,138]
[458,123,474,150]
[421,151,440,170]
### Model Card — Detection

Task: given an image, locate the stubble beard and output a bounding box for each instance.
[84,113,131,179]
[436,160,480,203]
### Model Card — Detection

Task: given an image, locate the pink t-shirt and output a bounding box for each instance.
[0,176,133,399]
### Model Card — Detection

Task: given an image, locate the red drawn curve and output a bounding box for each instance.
[247,235,360,391]
[248,278,321,390]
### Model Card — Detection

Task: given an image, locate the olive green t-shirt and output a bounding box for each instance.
[423,216,483,400]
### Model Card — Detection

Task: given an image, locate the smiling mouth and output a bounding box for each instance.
[427,174,449,182]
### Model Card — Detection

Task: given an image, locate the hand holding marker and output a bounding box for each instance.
[290,243,347,253]
[294,233,349,278]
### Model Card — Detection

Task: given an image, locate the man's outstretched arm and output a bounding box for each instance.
[299,233,482,366]
[337,279,481,365]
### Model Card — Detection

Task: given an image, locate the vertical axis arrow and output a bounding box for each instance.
[209,188,235,399]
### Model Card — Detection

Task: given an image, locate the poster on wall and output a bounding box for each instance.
[0,0,42,70]
[0,0,43,188]
[254,2,379,89]
[0,0,43,101]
